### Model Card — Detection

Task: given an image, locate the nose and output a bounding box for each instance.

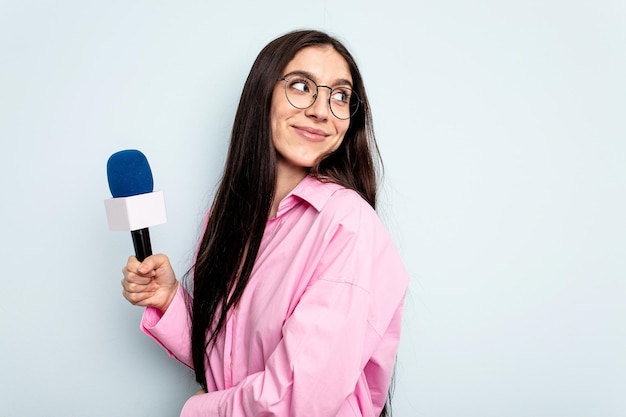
[305,86,332,120]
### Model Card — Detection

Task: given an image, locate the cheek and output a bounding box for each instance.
[270,99,298,140]
[329,134,346,154]
[329,121,351,152]
[270,88,286,134]
[334,122,350,144]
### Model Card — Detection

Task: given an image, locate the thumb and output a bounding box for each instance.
[138,254,169,274]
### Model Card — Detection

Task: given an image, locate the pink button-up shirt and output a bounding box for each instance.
[141,175,409,417]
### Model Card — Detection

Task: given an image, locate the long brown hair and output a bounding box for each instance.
[190,29,389,415]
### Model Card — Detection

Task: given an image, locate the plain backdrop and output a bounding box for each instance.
[1,1,624,416]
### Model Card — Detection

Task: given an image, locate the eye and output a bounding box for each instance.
[331,88,352,105]
[288,77,314,94]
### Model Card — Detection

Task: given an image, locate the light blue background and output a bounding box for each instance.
[1,1,624,416]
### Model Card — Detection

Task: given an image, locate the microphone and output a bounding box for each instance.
[104,150,167,262]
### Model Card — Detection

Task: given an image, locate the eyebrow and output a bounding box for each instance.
[283,70,353,88]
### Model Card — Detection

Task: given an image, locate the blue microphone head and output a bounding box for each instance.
[107,149,154,198]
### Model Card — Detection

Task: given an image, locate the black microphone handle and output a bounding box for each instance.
[131,228,152,262]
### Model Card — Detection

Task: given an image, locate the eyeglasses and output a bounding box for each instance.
[277,75,360,120]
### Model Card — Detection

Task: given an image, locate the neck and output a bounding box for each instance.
[271,159,307,218]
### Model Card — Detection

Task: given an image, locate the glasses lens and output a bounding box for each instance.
[329,87,359,120]
[284,77,316,109]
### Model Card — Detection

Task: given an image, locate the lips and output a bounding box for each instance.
[293,125,329,142]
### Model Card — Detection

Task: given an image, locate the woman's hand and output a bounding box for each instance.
[121,254,179,313]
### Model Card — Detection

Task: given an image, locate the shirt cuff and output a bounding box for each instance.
[139,283,194,368]
[141,282,183,332]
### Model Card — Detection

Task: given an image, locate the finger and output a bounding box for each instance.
[121,278,156,293]
[138,254,170,275]
[122,256,152,282]
[125,255,140,272]
[124,271,155,285]
[122,288,156,306]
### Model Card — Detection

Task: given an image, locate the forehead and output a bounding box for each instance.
[282,46,352,84]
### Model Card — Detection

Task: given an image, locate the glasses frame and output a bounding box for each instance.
[277,76,361,120]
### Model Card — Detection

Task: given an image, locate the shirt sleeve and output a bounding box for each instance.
[180,195,409,417]
[140,283,194,369]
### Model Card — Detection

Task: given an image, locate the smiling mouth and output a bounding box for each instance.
[293,126,328,142]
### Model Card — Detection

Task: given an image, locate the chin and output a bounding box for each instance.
[292,154,324,169]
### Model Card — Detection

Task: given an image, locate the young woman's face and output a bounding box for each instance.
[270,46,352,174]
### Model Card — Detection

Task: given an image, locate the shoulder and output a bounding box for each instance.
[297,177,397,261]
[319,185,381,232]
[312,183,399,272]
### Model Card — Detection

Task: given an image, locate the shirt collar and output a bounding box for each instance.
[275,175,344,217]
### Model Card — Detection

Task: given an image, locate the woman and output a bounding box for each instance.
[122,30,408,417]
